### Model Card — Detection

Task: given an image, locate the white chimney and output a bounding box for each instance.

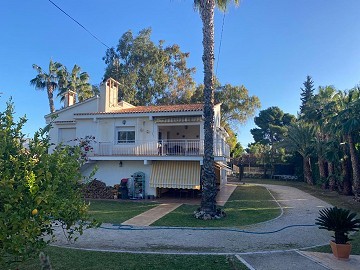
[64,90,76,107]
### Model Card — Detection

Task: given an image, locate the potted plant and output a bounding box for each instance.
[315,206,360,259]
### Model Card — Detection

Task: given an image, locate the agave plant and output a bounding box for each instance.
[315,206,360,244]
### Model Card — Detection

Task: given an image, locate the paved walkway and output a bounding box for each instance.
[121,203,182,226]
[216,183,237,206]
[52,184,360,269]
[121,183,237,226]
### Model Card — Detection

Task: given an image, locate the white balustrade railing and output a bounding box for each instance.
[96,139,229,158]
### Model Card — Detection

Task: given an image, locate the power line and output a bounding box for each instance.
[47,0,110,49]
[215,11,226,77]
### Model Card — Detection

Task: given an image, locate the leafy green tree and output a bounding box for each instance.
[251,106,295,176]
[247,142,271,176]
[216,84,260,126]
[0,101,97,265]
[58,64,94,103]
[103,28,196,106]
[299,75,315,117]
[30,60,63,113]
[224,125,244,158]
[193,0,239,217]
[192,82,261,127]
[231,142,244,158]
[251,107,295,145]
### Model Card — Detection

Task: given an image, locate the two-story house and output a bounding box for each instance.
[45,78,230,198]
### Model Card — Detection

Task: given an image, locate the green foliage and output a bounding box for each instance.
[230,142,244,158]
[191,82,261,128]
[30,60,63,113]
[281,122,316,157]
[250,107,295,175]
[247,142,271,167]
[194,0,240,12]
[215,84,260,126]
[332,88,360,135]
[299,75,315,116]
[316,207,360,244]
[57,64,94,103]
[103,28,196,106]
[31,61,94,112]
[0,100,97,265]
[251,106,295,145]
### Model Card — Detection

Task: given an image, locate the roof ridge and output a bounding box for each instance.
[74,103,204,116]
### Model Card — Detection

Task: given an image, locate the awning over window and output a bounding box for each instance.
[150,161,201,190]
[154,116,202,123]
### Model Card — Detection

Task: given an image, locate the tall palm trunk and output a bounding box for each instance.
[47,85,55,113]
[328,162,336,191]
[303,156,313,185]
[318,157,327,189]
[338,136,353,195]
[199,0,217,214]
[346,133,360,200]
[341,157,353,195]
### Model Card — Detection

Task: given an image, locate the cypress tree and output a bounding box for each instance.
[300,75,315,114]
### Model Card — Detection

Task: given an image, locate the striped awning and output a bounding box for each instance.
[150,161,201,190]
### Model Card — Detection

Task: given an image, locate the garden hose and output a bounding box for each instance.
[98,223,317,235]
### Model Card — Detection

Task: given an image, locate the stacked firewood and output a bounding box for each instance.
[83,179,114,199]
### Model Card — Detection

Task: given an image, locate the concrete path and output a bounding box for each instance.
[51,184,359,269]
[216,183,237,206]
[300,251,360,270]
[121,203,182,226]
[120,183,237,226]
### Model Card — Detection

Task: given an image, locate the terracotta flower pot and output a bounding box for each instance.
[330,240,352,260]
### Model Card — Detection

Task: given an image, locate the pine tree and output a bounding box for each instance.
[300,75,315,114]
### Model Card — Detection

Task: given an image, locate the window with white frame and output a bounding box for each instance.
[116,127,135,144]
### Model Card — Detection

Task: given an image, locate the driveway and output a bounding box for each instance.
[52,184,333,253]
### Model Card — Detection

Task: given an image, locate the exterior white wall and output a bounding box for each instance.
[220,168,227,187]
[46,98,99,124]
[82,160,155,196]
[94,117,157,143]
[76,119,97,138]
[214,104,221,129]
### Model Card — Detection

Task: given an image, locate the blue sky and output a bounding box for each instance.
[1,0,360,147]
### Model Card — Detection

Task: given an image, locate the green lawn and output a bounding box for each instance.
[5,246,248,270]
[88,200,158,224]
[152,185,281,227]
[244,178,360,255]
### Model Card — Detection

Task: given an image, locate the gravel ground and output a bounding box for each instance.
[52,184,333,254]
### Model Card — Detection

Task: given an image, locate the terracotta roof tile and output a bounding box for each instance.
[74,103,204,115]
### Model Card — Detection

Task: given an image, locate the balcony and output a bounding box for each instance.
[94,139,230,158]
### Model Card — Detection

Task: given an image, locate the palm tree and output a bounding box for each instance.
[282,122,316,185]
[305,86,337,186]
[324,94,353,195]
[194,0,239,216]
[332,88,360,200]
[30,60,63,113]
[58,65,92,104]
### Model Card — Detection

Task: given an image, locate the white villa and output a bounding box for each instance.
[45,78,230,198]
